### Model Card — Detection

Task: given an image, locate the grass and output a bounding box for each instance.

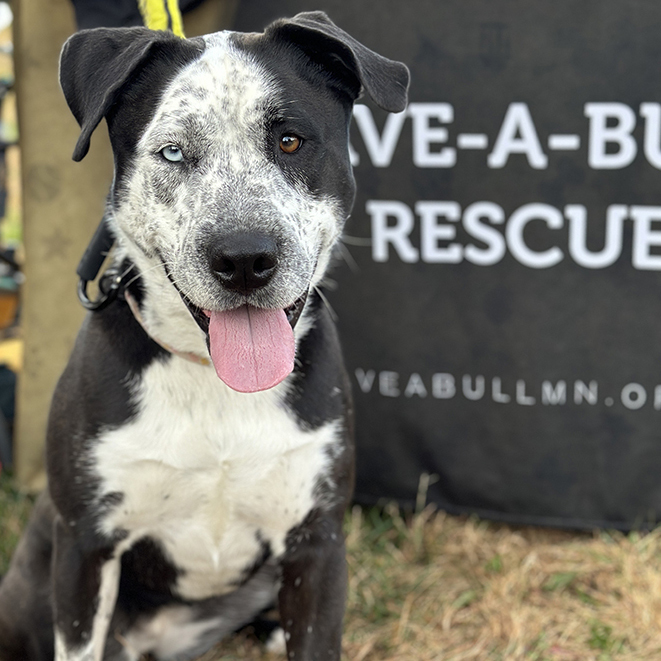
[0,472,33,575]
[2,473,661,660]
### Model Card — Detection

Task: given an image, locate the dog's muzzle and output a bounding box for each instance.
[171,234,310,393]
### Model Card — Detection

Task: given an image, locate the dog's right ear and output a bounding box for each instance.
[266,12,409,113]
[60,27,191,162]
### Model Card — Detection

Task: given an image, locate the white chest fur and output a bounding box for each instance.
[92,357,340,601]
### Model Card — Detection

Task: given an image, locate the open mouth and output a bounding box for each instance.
[180,290,309,336]
[161,254,309,337]
[177,290,309,394]
[161,254,309,393]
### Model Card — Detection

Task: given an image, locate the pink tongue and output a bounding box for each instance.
[207,305,295,393]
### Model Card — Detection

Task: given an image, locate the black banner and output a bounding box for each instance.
[233,1,661,529]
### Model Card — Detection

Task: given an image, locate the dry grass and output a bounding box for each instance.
[0,474,33,575]
[2,474,661,660]
[340,506,661,661]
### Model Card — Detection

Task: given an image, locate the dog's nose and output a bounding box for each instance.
[208,232,278,294]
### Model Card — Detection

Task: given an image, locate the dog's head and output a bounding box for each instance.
[60,12,409,392]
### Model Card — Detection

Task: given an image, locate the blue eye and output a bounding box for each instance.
[161,145,183,162]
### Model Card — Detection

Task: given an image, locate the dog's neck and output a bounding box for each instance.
[123,288,211,366]
[114,241,212,359]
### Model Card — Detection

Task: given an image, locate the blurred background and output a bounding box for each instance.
[2,2,661,658]
[6,0,661,531]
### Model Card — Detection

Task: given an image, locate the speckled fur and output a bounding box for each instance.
[0,12,409,661]
[113,32,343,356]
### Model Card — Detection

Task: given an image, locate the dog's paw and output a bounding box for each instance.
[265,626,287,656]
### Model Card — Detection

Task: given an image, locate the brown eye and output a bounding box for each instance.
[280,134,302,153]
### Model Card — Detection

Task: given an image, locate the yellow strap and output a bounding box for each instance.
[138,0,185,38]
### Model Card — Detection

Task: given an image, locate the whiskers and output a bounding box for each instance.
[341,234,372,247]
[313,285,338,323]
[333,231,369,275]
[122,260,175,291]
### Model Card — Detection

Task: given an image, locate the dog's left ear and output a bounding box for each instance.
[265,11,410,113]
[60,27,201,161]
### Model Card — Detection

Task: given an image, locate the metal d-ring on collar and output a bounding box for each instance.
[77,269,122,311]
[76,216,119,311]
[75,215,210,366]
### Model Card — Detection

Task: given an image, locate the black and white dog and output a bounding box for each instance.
[0,11,408,661]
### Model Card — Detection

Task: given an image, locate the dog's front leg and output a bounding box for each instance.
[52,517,121,661]
[279,514,347,661]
